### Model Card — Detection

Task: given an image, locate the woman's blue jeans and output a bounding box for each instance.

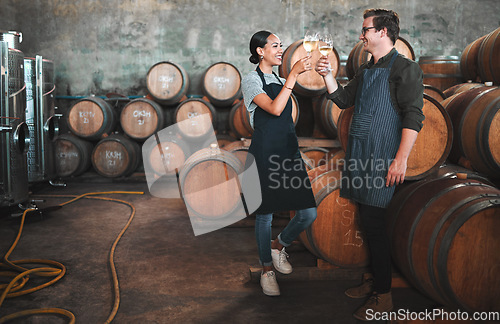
[255,207,317,266]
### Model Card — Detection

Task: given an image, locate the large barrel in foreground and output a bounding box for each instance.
[292,167,369,268]
[387,177,500,313]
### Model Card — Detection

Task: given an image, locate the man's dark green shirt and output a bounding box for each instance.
[327,48,425,132]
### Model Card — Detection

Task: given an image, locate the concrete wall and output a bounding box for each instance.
[2,0,499,97]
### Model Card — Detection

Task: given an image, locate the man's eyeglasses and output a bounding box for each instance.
[361,26,377,35]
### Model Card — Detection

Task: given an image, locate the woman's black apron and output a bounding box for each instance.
[340,52,402,208]
[245,67,316,214]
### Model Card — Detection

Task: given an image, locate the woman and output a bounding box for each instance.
[241,31,317,296]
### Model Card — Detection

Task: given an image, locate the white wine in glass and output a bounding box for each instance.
[319,33,333,56]
[319,33,333,71]
[303,31,319,54]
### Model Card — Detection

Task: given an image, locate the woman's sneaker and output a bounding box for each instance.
[260,271,280,296]
[271,248,292,274]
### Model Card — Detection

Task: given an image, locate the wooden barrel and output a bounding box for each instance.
[322,148,345,171]
[142,134,189,178]
[215,134,237,149]
[54,133,93,177]
[337,106,354,152]
[402,93,454,179]
[387,177,500,312]
[91,134,141,177]
[316,94,342,138]
[419,56,463,91]
[441,86,500,178]
[174,98,216,142]
[300,147,329,168]
[279,39,340,97]
[222,140,249,165]
[228,94,299,139]
[337,56,349,84]
[179,146,243,219]
[201,62,242,107]
[477,27,500,85]
[67,97,117,140]
[292,168,369,267]
[120,98,164,141]
[300,152,315,171]
[336,94,452,180]
[442,82,484,98]
[425,163,496,187]
[460,35,487,82]
[146,61,189,105]
[346,37,415,79]
[228,100,253,139]
[424,84,446,102]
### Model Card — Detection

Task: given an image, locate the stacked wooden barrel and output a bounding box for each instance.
[460,27,500,85]
[60,95,165,178]
[387,176,500,313]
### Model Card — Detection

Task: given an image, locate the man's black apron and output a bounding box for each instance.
[246,67,316,214]
[340,52,402,208]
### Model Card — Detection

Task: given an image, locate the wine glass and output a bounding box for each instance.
[303,30,319,54]
[319,33,333,72]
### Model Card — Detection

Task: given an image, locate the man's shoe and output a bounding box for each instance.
[260,271,280,296]
[271,247,292,274]
[345,273,374,298]
[353,291,393,321]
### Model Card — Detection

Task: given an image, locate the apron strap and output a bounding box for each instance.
[387,50,399,69]
[256,66,284,97]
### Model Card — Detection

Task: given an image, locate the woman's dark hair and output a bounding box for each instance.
[249,30,272,64]
[363,8,400,45]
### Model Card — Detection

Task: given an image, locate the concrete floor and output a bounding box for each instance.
[0,174,438,324]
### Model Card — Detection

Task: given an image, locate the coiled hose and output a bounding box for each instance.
[0,191,144,323]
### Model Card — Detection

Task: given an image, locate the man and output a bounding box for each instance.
[315,8,425,321]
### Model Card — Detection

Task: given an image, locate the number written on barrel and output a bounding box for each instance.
[79,111,95,124]
[159,75,174,88]
[134,110,151,125]
[106,151,122,166]
[213,76,230,90]
[337,197,364,248]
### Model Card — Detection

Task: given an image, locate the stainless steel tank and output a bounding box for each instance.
[25,56,57,182]
[0,41,29,206]
[0,30,22,50]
